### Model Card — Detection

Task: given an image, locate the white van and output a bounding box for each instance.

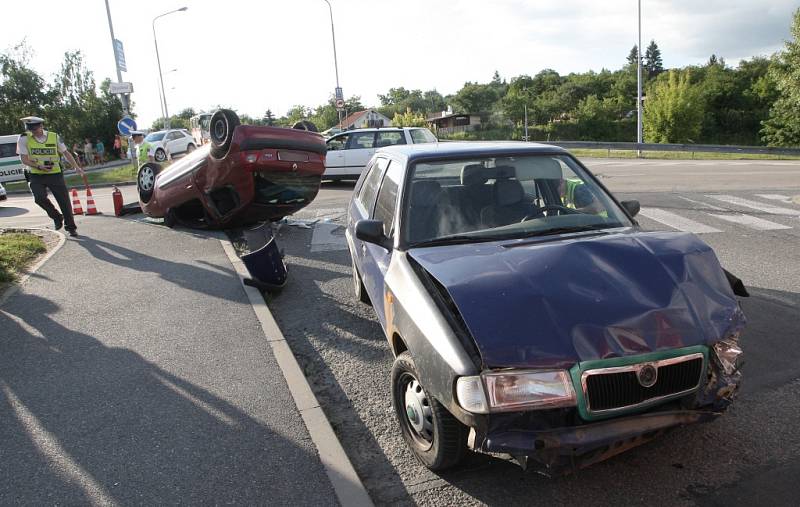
[0,134,25,183]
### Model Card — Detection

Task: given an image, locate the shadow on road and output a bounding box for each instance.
[0,206,30,218]
[0,293,336,505]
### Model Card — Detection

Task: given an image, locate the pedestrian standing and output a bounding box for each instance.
[17,116,85,237]
[83,138,94,166]
[95,138,105,164]
[113,135,122,159]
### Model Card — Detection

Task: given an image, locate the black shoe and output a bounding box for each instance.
[54,216,64,231]
[68,230,78,237]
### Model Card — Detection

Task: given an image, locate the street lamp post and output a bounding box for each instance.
[637,0,643,157]
[322,0,343,127]
[153,7,187,129]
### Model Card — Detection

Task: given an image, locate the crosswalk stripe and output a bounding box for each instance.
[708,213,792,231]
[676,196,728,211]
[706,194,800,216]
[638,208,722,234]
[755,194,793,203]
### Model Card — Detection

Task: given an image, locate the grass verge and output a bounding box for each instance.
[5,164,137,192]
[569,148,800,160]
[0,231,46,283]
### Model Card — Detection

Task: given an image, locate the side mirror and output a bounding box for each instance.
[355,219,392,250]
[621,200,640,218]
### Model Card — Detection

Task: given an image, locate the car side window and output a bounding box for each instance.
[358,157,388,213]
[375,131,406,148]
[347,132,375,150]
[372,161,402,236]
[166,132,180,141]
[327,134,349,151]
[409,129,437,143]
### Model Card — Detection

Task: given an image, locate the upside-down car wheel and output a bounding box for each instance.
[210,109,241,159]
[391,352,468,470]
[137,162,162,203]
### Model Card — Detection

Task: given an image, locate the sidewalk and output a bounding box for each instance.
[0,216,347,504]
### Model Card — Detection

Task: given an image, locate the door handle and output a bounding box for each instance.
[360,243,366,256]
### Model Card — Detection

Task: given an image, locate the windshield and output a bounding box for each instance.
[145,132,165,142]
[403,154,632,245]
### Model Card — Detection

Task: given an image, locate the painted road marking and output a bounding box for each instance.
[677,196,728,211]
[638,208,722,234]
[755,194,793,203]
[706,194,800,216]
[708,213,792,231]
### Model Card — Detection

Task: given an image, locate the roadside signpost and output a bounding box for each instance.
[109,82,134,94]
[117,116,137,137]
[114,39,127,72]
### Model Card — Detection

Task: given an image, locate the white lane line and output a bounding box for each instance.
[705,194,800,216]
[638,208,722,234]
[677,196,728,211]
[755,194,793,203]
[708,213,792,231]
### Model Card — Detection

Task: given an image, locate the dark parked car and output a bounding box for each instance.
[346,142,746,473]
[137,110,326,228]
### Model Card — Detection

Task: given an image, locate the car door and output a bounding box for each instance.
[344,131,376,176]
[165,131,183,155]
[361,158,403,327]
[324,133,350,177]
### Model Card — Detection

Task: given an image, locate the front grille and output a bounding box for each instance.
[583,354,704,413]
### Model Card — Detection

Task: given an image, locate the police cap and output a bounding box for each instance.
[21,116,45,130]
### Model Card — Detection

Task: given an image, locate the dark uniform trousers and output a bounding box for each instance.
[29,172,76,232]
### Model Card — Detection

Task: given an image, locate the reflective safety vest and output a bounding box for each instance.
[137,141,152,163]
[25,131,62,174]
[563,178,583,208]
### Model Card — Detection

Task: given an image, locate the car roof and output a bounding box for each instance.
[376,141,568,164]
[336,127,426,134]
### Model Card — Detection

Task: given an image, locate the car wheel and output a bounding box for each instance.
[186,143,196,153]
[351,259,371,305]
[163,208,177,228]
[154,148,167,162]
[292,120,318,132]
[137,162,162,203]
[391,352,468,470]
[210,109,241,159]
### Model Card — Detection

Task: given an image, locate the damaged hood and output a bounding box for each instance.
[408,230,744,369]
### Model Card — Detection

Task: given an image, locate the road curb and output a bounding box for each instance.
[219,238,374,507]
[0,228,66,307]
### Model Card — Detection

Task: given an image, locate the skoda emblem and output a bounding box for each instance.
[637,364,658,388]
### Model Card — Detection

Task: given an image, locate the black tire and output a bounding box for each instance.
[154,148,167,162]
[186,143,196,153]
[351,259,371,305]
[137,162,162,203]
[391,352,468,470]
[163,208,177,228]
[292,120,318,132]
[210,109,241,159]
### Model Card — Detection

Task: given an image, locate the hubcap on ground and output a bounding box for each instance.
[404,378,433,443]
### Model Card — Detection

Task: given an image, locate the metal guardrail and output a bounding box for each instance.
[535,140,800,156]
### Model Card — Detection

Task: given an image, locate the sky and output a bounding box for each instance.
[1,0,796,129]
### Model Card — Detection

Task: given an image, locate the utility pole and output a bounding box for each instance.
[323,0,344,127]
[104,0,129,115]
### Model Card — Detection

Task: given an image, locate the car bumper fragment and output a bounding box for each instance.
[479,410,719,474]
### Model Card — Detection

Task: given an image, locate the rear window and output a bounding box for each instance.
[348,132,375,149]
[0,142,18,158]
[376,131,406,148]
[409,129,437,144]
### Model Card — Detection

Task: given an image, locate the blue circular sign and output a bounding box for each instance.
[117,116,137,136]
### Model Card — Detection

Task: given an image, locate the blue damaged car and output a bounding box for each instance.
[345,142,747,474]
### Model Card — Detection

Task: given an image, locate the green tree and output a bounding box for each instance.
[644,70,705,143]
[0,41,50,134]
[761,8,800,146]
[644,40,664,79]
[627,45,640,67]
[263,109,275,126]
[392,110,427,127]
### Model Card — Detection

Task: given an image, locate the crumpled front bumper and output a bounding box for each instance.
[477,410,719,474]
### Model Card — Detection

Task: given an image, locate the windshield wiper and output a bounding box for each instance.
[410,234,502,248]
[515,223,620,238]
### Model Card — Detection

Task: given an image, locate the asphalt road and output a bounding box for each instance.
[265,157,800,506]
[2,157,799,505]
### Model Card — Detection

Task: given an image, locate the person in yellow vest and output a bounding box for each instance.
[560,177,607,216]
[130,131,155,164]
[16,116,85,237]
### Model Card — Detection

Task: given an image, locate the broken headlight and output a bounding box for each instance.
[457,370,576,414]
[713,335,743,375]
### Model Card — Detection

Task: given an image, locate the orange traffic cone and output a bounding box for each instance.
[71,188,84,215]
[85,187,100,215]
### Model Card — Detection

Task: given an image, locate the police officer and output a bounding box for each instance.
[16,116,85,237]
[130,131,155,165]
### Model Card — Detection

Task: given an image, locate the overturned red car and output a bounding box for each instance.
[137,110,326,228]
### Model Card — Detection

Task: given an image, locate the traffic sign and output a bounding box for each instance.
[335,98,345,109]
[117,116,137,136]
[335,87,343,100]
[109,82,134,94]
[114,39,127,72]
